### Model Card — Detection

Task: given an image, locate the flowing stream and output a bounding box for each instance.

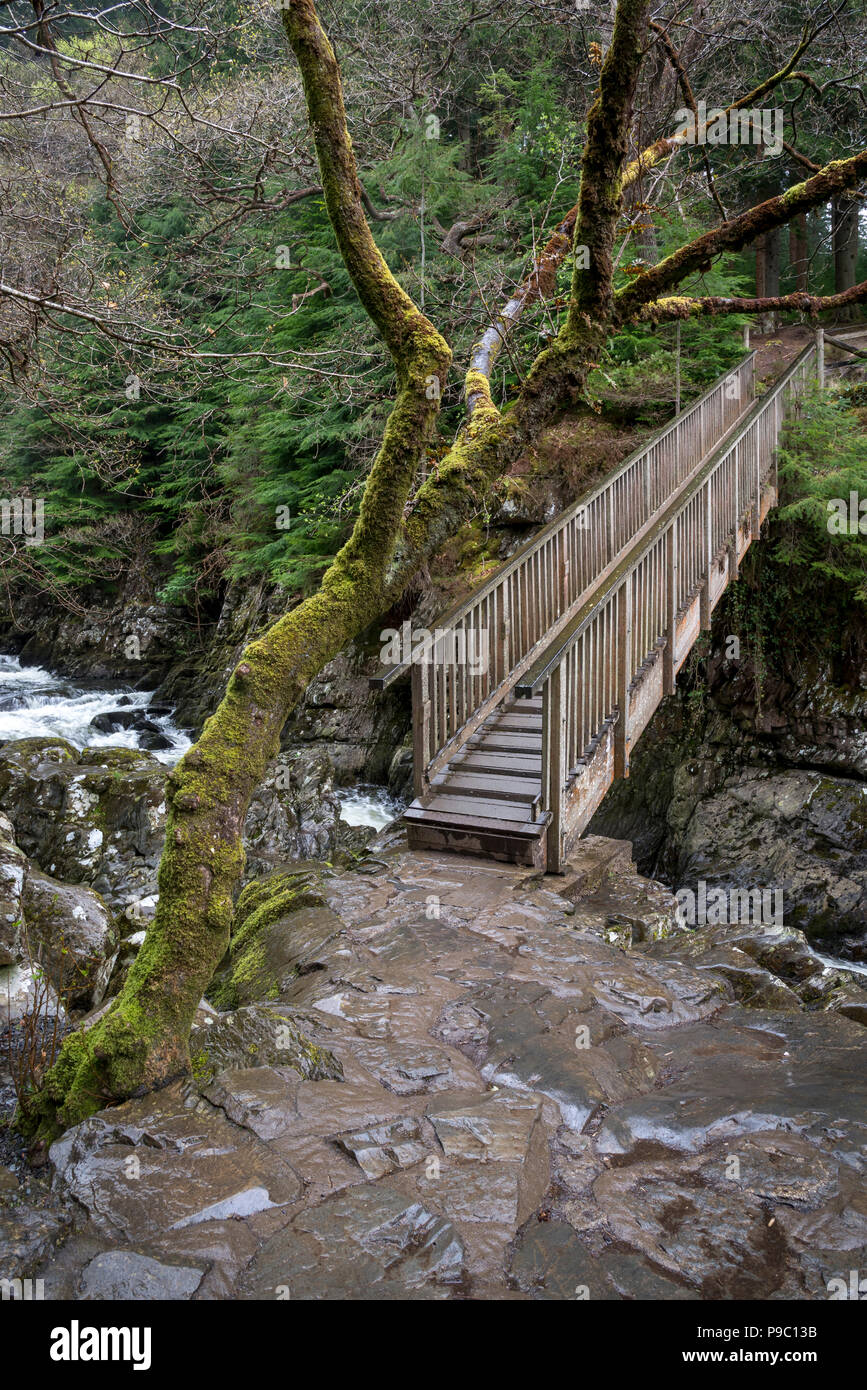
[0,654,191,763]
[337,786,403,830]
[0,654,399,829]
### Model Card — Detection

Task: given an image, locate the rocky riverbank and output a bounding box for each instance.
[0,576,415,793]
[1,833,865,1300]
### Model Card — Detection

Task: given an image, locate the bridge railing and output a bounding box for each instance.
[373,352,756,797]
[517,343,816,868]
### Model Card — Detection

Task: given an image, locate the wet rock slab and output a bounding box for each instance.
[241,1185,466,1300]
[78,1250,204,1300]
[49,1085,301,1242]
[595,1007,867,1159]
[509,1219,696,1300]
[0,1198,72,1280]
[26,840,867,1302]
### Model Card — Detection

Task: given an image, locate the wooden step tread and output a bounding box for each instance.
[431,770,541,803]
[452,749,542,777]
[488,712,543,731]
[417,791,536,822]
[404,804,548,838]
[469,730,542,754]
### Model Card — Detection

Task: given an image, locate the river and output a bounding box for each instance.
[0,654,399,829]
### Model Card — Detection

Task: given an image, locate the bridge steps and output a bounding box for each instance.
[403,696,548,866]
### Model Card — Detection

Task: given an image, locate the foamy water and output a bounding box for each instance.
[0,655,403,825]
[336,785,403,830]
[0,654,191,764]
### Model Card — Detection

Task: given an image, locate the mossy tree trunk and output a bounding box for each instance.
[28,0,867,1141]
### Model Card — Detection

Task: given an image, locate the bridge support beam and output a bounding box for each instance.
[728,535,739,583]
[700,579,711,632]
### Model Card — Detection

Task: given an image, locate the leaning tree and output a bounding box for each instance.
[27,0,867,1139]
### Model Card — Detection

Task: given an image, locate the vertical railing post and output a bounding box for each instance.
[606,486,615,563]
[731,440,740,578]
[701,481,713,631]
[411,658,431,801]
[497,582,511,688]
[728,443,739,583]
[615,579,632,778]
[542,667,566,873]
[751,419,762,541]
[663,525,678,696]
[559,531,570,613]
[815,327,825,390]
[771,391,781,504]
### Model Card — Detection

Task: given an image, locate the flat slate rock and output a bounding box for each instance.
[79,1251,204,1301]
[240,1184,465,1300]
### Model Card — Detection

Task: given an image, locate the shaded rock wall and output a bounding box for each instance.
[591,623,867,958]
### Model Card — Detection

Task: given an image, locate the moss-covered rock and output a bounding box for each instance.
[23,867,118,1009]
[0,811,26,967]
[189,1002,343,1084]
[209,868,342,1010]
[0,739,167,909]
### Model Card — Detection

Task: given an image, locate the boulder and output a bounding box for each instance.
[675,770,867,953]
[209,868,343,1010]
[590,655,867,959]
[243,749,374,876]
[188,1003,343,1085]
[0,811,26,966]
[0,739,166,909]
[0,738,382,927]
[23,867,117,1009]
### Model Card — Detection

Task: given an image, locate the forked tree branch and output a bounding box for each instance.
[464,12,834,418]
[616,152,867,323]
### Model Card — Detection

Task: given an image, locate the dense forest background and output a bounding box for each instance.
[1,0,865,629]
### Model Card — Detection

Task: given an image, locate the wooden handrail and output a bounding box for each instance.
[369,352,756,692]
[531,342,817,869]
[516,344,814,698]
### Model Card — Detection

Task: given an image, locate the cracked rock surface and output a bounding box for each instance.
[7,836,865,1301]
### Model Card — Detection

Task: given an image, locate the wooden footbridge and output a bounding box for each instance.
[372,342,818,872]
